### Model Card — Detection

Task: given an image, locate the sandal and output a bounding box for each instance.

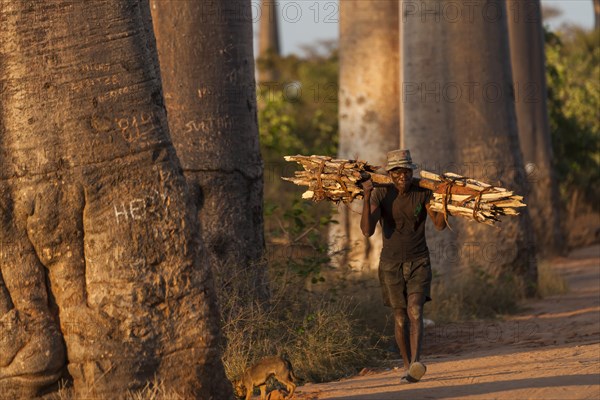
[407,361,427,382]
[400,371,419,384]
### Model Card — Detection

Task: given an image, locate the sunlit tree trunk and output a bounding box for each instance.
[258,0,281,82]
[151,0,267,300]
[0,0,229,397]
[507,0,564,257]
[401,0,457,273]
[400,0,537,293]
[330,0,400,272]
[594,0,600,31]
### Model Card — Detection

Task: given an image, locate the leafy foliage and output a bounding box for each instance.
[257,43,339,163]
[279,199,334,283]
[258,44,340,286]
[545,27,600,207]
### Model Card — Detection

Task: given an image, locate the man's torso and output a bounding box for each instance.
[371,185,432,261]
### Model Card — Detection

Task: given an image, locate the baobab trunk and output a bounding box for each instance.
[507,0,564,257]
[151,0,267,300]
[330,0,400,272]
[594,0,600,31]
[401,0,458,273]
[0,1,230,398]
[400,0,537,293]
[258,0,281,82]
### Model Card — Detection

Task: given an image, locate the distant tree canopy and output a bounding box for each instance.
[258,26,599,216]
[257,44,339,163]
[545,27,600,207]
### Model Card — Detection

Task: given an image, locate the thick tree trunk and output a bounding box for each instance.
[594,0,600,31]
[507,0,564,257]
[151,0,267,301]
[0,1,229,398]
[330,0,400,272]
[258,0,281,82]
[400,0,537,293]
[401,0,458,273]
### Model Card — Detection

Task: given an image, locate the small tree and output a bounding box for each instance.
[545,27,600,217]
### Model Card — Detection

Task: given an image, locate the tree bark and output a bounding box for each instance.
[507,0,564,257]
[0,0,229,397]
[400,0,537,293]
[151,0,267,301]
[258,0,281,82]
[401,0,458,273]
[330,0,400,272]
[594,0,600,31]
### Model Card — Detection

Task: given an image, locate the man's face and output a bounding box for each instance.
[389,168,413,193]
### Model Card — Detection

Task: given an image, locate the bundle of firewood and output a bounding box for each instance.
[281,155,377,202]
[282,155,526,226]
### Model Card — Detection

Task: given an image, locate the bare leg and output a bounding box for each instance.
[407,293,426,363]
[282,378,296,398]
[393,308,411,370]
[260,384,267,400]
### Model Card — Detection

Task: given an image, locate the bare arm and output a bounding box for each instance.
[360,179,381,237]
[426,202,447,231]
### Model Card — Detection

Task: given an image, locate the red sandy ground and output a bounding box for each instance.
[294,245,600,400]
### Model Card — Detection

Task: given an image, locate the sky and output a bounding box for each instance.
[252,0,596,56]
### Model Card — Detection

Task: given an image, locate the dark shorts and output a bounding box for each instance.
[378,256,432,309]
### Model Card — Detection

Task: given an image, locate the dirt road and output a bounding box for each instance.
[295,245,600,400]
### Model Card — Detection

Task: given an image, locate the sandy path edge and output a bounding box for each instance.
[294,245,600,400]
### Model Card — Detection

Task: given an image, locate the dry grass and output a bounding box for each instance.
[126,377,184,400]
[48,381,71,400]
[50,377,184,400]
[48,248,376,398]
[218,256,376,387]
[537,261,569,297]
[51,260,567,398]
[425,261,569,322]
[426,267,525,322]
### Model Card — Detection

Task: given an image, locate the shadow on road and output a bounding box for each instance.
[331,374,600,400]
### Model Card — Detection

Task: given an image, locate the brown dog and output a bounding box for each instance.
[233,356,297,400]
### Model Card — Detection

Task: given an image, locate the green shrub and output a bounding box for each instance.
[545,27,600,209]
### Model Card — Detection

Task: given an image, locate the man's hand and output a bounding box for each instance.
[361,179,374,196]
[426,203,447,231]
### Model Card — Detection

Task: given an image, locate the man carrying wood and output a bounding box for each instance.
[360,149,447,384]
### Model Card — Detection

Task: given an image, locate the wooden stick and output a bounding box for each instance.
[281,155,526,226]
